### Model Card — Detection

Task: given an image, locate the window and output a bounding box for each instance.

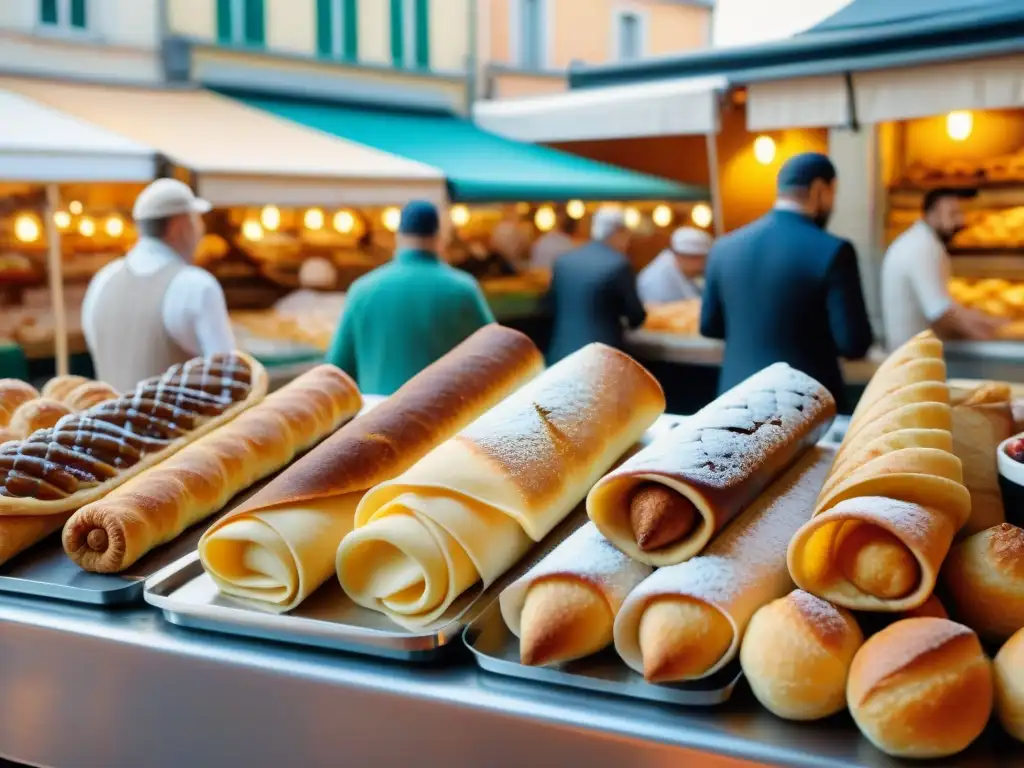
[517,0,544,70]
[39,0,88,30]
[317,0,358,61]
[217,0,264,47]
[616,11,644,61]
[390,0,430,70]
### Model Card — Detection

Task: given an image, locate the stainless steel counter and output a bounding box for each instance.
[0,595,1018,768]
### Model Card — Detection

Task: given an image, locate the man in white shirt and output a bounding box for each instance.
[637,226,713,304]
[881,188,1003,349]
[529,212,577,270]
[82,178,236,390]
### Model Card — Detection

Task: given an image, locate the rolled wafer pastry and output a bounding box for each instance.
[587,363,835,567]
[613,446,835,682]
[943,523,1024,642]
[200,326,544,612]
[846,332,943,425]
[63,366,361,573]
[338,344,664,630]
[499,523,653,666]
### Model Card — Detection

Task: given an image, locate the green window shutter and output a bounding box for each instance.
[343,0,358,61]
[390,0,403,66]
[216,0,232,43]
[40,0,58,24]
[415,0,429,69]
[70,0,87,28]
[244,0,265,46]
[316,0,332,56]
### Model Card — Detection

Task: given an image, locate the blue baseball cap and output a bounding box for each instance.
[777,152,837,192]
[399,200,440,237]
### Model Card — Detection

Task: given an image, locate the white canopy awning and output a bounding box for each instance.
[0,89,154,182]
[746,75,852,131]
[473,75,727,142]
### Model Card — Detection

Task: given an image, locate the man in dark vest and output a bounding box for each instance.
[700,152,873,411]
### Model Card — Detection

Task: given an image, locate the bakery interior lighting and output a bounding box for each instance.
[534,205,556,232]
[103,215,124,237]
[304,208,324,230]
[382,206,401,233]
[624,206,642,230]
[566,199,586,220]
[68,200,83,215]
[652,204,673,228]
[53,210,71,230]
[241,219,264,241]
[13,214,41,243]
[450,204,471,227]
[78,217,96,237]
[691,203,713,229]
[333,210,355,234]
[947,110,973,141]
[260,205,281,231]
[754,135,776,165]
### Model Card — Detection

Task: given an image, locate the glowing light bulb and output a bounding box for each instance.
[652,205,673,228]
[104,215,124,237]
[78,217,96,237]
[241,219,264,241]
[54,211,71,230]
[947,111,973,141]
[333,210,356,234]
[68,200,83,215]
[534,205,556,232]
[450,204,470,227]
[624,206,642,230]
[304,208,324,230]
[382,207,401,233]
[691,203,713,229]
[260,205,280,231]
[14,214,41,243]
[754,135,776,165]
[566,200,586,220]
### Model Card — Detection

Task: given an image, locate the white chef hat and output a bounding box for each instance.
[298,257,338,290]
[670,226,713,256]
[591,206,627,241]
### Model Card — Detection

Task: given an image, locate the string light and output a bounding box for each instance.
[691,203,713,229]
[624,207,642,230]
[78,217,96,237]
[260,205,280,231]
[754,136,776,165]
[450,205,470,227]
[652,205,673,228]
[333,210,356,234]
[534,205,556,232]
[53,211,71,230]
[103,215,124,237]
[13,214,41,243]
[946,111,973,141]
[566,200,586,220]
[304,208,324,230]
[68,200,83,215]
[382,207,401,233]
[241,219,264,241]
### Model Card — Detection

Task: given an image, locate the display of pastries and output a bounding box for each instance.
[642,300,701,335]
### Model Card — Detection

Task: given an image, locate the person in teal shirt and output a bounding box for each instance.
[327,200,496,394]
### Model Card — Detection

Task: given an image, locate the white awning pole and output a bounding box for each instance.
[705,131,725,235]
[44,183,69,377]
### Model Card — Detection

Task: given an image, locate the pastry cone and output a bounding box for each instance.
[0,514,70,566]
[943,523,1024,642]
[200,326,544,612]
[847,333,943,425]
[832,402,951,464]
[613,446,835,682]
[588,363,835,567]
[339,344,664,630]
[63,366,361,573]
[499,523,653,666]
[841,381,950,450]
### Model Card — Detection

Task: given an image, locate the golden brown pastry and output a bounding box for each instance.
[63,365,361,573]
[589,363,835,566]
[0,379,40,427]
[943,523,1024,642]
[994,628,1024,743]
[847,618,992,759]
[740,590,863,721]
[0,513,72,566]
[7,398,73,438]
[950,382,1013,535]
[40,374,89,402]
[62,381,120,412]
[0,427,19,446]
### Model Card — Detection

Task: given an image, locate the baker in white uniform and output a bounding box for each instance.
[82,178,236,391]
[636,226,713,304]
[881,187,1003,349]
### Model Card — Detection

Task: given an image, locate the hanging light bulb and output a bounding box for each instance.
[566,200,586,220]
[53,211,71,230]
[103,215,124,237]
[260,205,281,231]
[652,205,673,228]
[691,203,713,229]
[68,200,83,215]
[946,111,973,141]
[241,219,264,241]
[450,204,471,227]
[753,135,776,165]
[333,210,356,234]
[382,207,401,233]
[13,214,41,243]
[534,205,556,232]
[78,217,96,237]
[304,208,324,230]
[624,206,642,230]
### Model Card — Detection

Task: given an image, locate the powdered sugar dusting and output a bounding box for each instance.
[788,589,850,646]
[826,497,936,545]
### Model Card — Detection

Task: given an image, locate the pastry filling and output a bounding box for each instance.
[629,482,698,552]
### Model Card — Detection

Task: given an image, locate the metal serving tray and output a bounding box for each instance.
[463,597,743,707]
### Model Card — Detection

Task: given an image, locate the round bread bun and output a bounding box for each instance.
[0,379,41,426]
[62,381,119,412]
[41,374,90,402]
[0,426,20,445]
[8,398,73,438]
[943,523,1024,642]
[900,593,948,620]
[740,590,863,721]
[847,618,992,759]
[995,628,1024,742]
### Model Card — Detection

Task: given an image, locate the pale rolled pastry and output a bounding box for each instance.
[613,446,834,683]
[847,618,992,759]
[943,523,1024,642]
[845,333,944,426]
[588,363,835,567]
[740,590,863,721]
[338,343,664,630]
[499,523,653,666]
[200,326,544,611]
[63,366,361,573]
[994,628,1024,743]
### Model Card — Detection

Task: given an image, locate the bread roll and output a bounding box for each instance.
[847,618,992,759]
[740,590,863,721]
[62,381,119,412]
[8,398,73,438]
[943,523,1024,642]
[0,379,40,426]
[41,374,89,402]
[994,628,1024,742]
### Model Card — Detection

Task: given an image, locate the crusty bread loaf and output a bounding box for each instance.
[740,590,863,721]
[63,365,361,573]
[994,628,1024,742]
[0,380,40,427]
[943,523,1024,642]
[847,618,993,759]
